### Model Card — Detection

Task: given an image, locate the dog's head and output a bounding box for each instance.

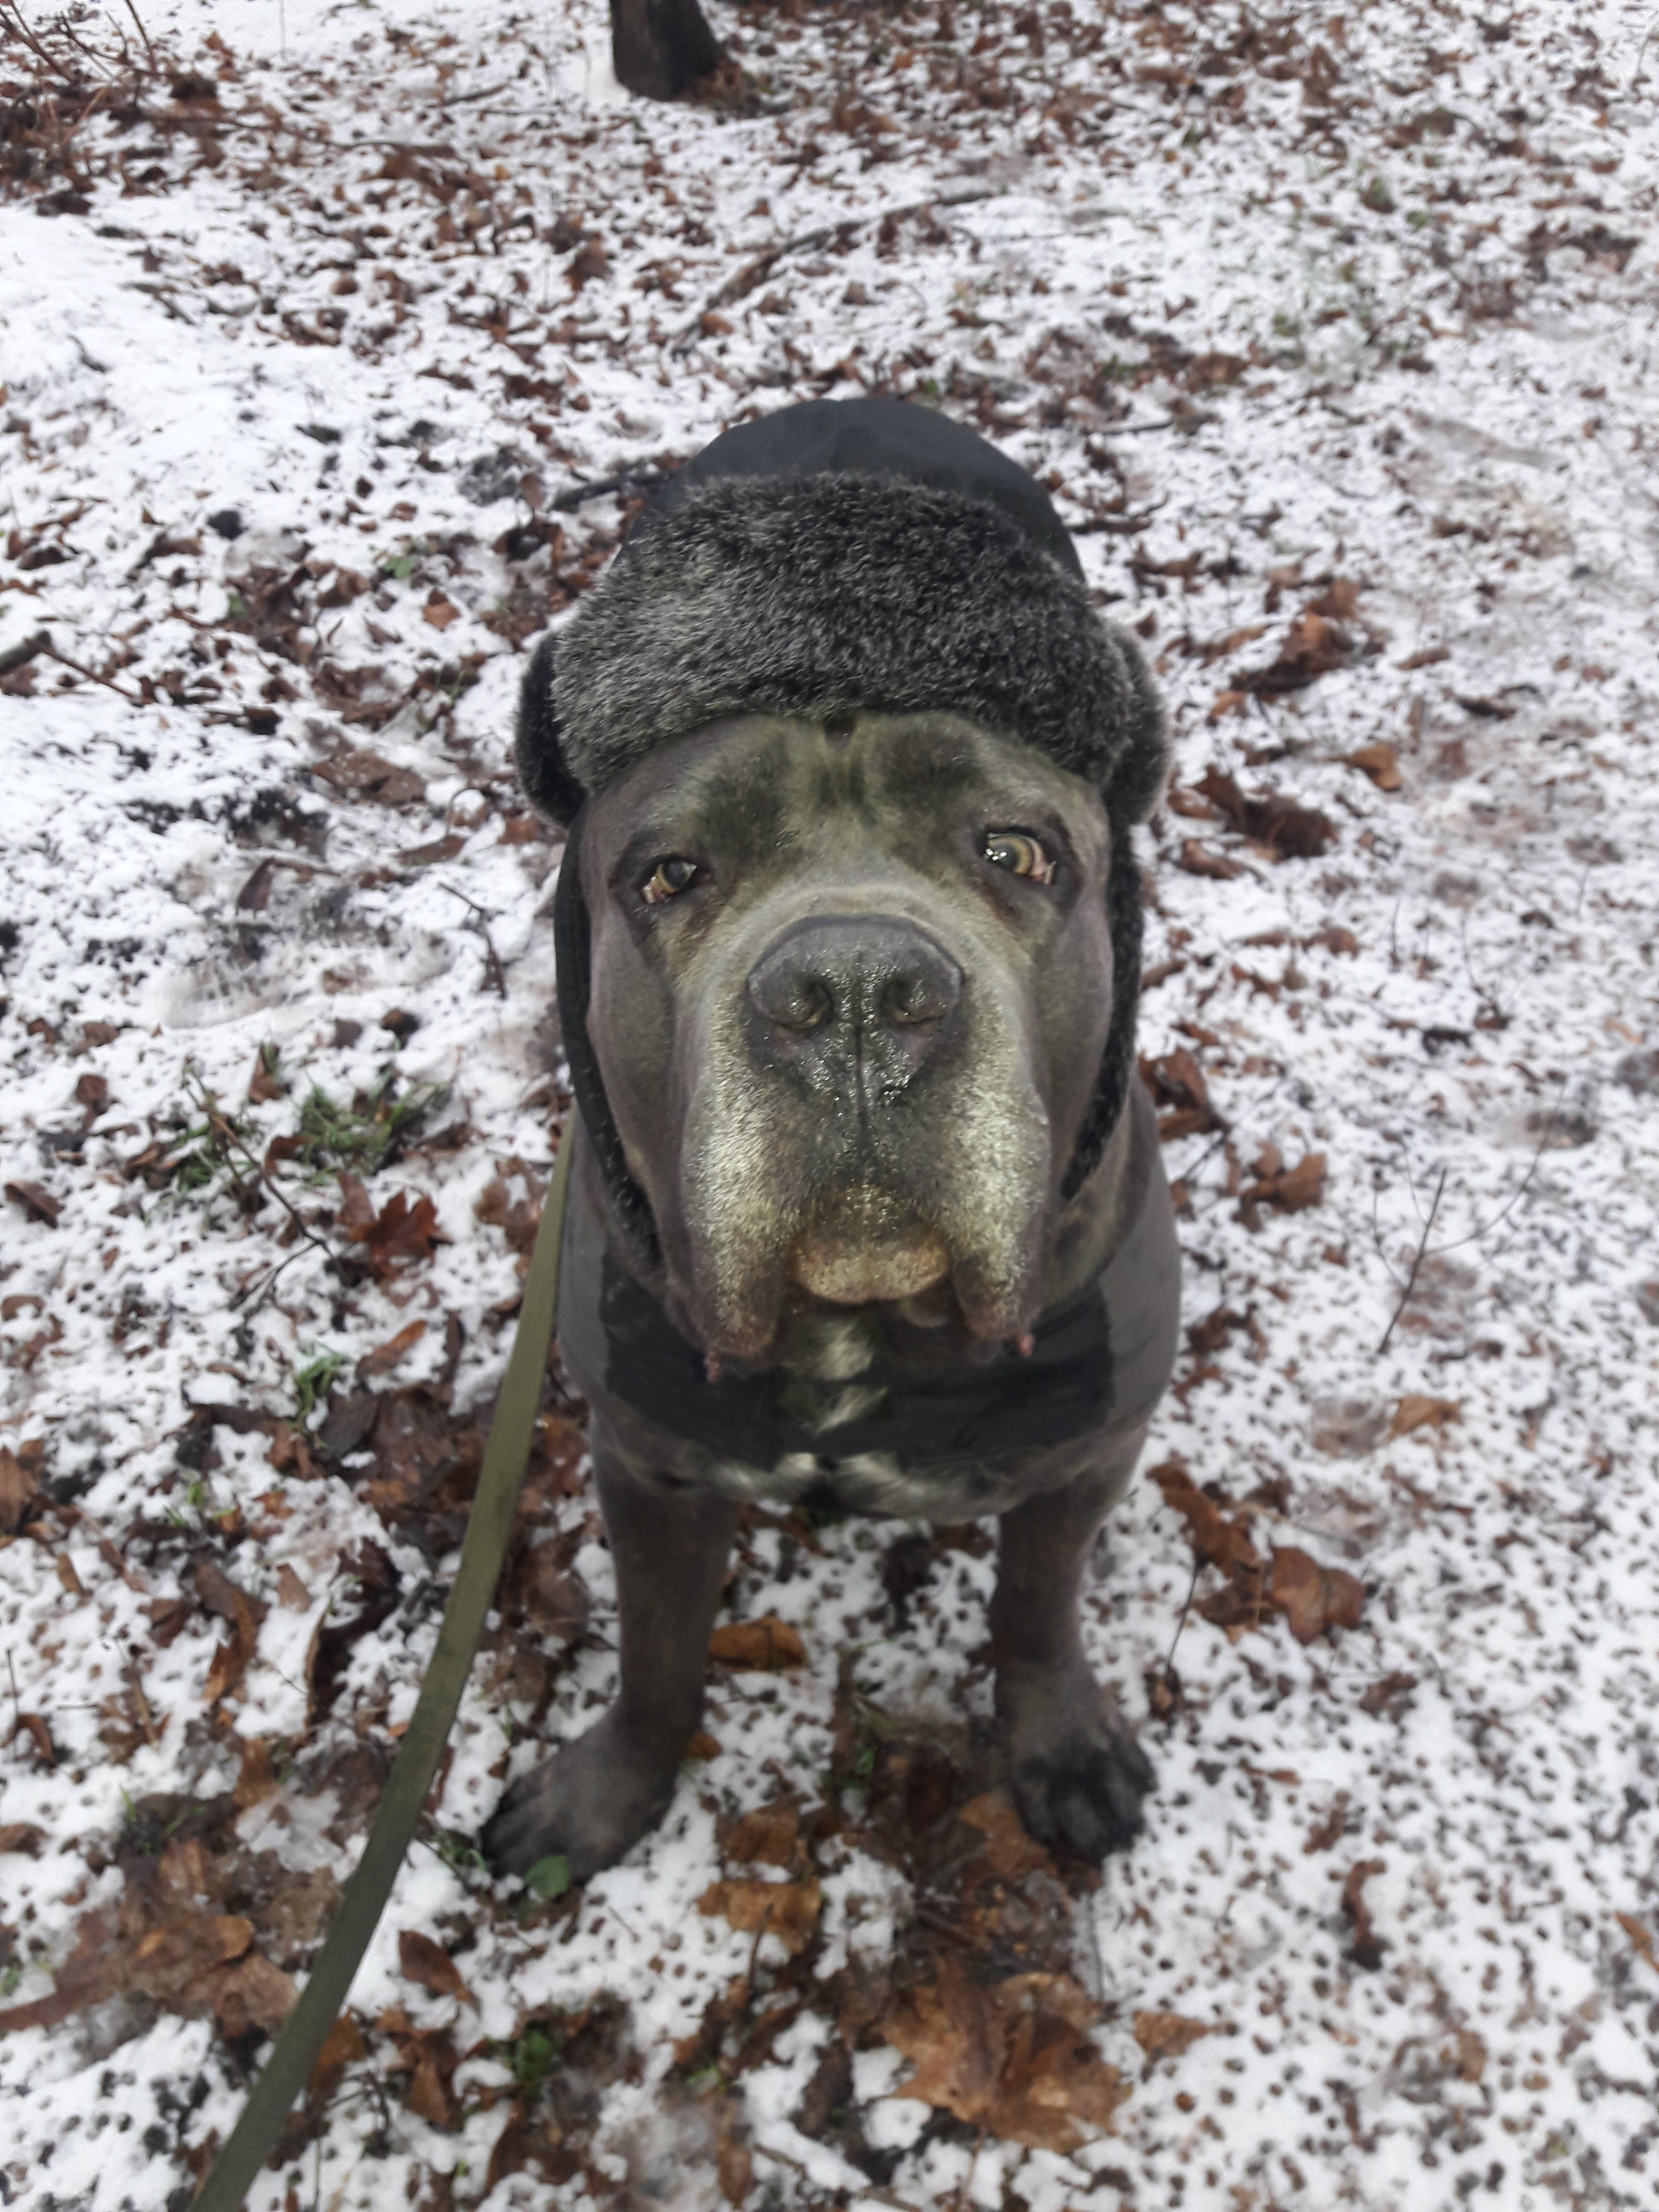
[518,415,1166,1366]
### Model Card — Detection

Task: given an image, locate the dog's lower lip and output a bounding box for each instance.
[787,1184,951,1307]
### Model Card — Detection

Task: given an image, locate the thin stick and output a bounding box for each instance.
[40,642,143,704]
[1376,1165,1447,1357]
[443,886,509,997]
[122,0,157,70]
[1162,1555,1201,1678]
[674,186,999,351]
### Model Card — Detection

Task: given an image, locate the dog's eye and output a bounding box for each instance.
[640,856,702,905]
[983,831,1056,886]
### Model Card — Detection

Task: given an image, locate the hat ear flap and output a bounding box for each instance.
[1100,626,1171,827]
[514,632,588,826]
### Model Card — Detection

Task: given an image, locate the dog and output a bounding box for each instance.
[484,397,1179,1881]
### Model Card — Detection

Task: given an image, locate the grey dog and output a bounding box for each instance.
[484,398,1180,1882]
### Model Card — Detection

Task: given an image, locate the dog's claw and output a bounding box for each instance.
[481,1709,682,1882]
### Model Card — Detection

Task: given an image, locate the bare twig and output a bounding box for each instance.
[122,0,158,70]
[1162,1555,1202,1679]
[1376,1165,1447,1357]
[39,641,143,704]
[674,186,1000,352]
[443,886,509,997]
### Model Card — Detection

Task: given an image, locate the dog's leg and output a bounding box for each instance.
[988,1423,1154,1861]
[483,1437,740,1879]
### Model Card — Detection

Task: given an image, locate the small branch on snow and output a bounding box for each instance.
[672,186,1000,353]
[1375,1164,1447,1360]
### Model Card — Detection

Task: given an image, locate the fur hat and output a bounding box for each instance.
[516,468,1167,828]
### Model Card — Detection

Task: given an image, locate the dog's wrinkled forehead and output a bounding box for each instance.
[515,451,1168,832]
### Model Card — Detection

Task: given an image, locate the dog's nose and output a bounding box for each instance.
[746,916,963,1101]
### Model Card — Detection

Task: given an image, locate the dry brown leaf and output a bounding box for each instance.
[880,1959,1124,2154]
[1175,837,1245,881]
[985,1975,1128,2153]
[1269,1547,1364,1645]
[232,1737,279,1810]
[1390,1394,1461,1438]
[275,1562,312,1610]
[1139,1046,1219,1142]
[358,1318,428,1377]
[4,1180,61,1226]
[205,1947,296,2038]
[310,748,425,806]
[1151,1462,1262,1576]
[399,1928,474,2005]
[0,1822,46,1857]
[341,1187,447,1278]
[1617,1912,1659,1977]
[708,1615,806,1672]
[510,1541,590,1642]
[723,1795,803,1871]
[195,1559,268,1704]
[1235,606,1357,696]
[308,2010,366,2106]
[1240,1151,1328,1215]
[956,1793,1051,1883]
[422,593,459,630]
[1195,766,1338,859]
[1343,1858,1388,1971]
[1133,2009,1220,2060]
[0,1445,35,1534]
[1346,740,1402,790]
[686,1729,723,1760]
[697,1876,821,1958]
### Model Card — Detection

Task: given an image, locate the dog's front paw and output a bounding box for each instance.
[482,1709,681,1881]
[1000,1670,1154,1864]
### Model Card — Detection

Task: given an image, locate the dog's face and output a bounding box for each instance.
[579,711,1119,1364]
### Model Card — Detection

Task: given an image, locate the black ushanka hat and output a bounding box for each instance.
[516,397,1169,1204]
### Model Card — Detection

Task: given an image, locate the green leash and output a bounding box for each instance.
[191,1130,574,2212]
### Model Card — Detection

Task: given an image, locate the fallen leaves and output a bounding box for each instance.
[1140,1047,1222,1142]
[399,1928,475,2006]
[338,1172,447,1277]
[1152,1463,1365,1646]
[1133,2009,1224,2061]
[708,1615,806,1671]
[1616,1912,1659,1979]
[1194,765,1338,860]
[698,1877,823,1958]
[1238,1148,1327,1228]
[879,1959,1127,2153]
[1270,1547,1365,1646]
[0,1442,38,1533]
[194,1558,268,1705]
[1228,596,1361,700]
[1346,739,1402,790]
[309,746,425,806]
[0,1812,309,2042]
[1390,1394,1461,1438]
[1342,1859,1388,1971]
[4,1179,61,1226]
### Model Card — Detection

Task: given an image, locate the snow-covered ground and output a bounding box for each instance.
[2,2,1657,2206]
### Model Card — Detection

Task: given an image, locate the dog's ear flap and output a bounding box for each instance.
[514,632,588,826]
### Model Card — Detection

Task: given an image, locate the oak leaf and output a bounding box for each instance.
[1269,1547,1364,1645]
[697,1876,821,1958]
[1133,2009,1220,2060]
[399,1928,474,2005]
[708,1616,806,1671]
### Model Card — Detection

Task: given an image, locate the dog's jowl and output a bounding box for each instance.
[484,398,1180,1881]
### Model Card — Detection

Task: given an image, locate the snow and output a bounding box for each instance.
[2,1,1657,2207]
